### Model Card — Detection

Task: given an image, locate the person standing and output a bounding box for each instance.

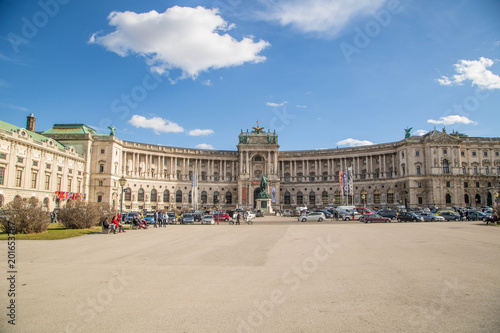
[158,211,163,228]
[236,213,241,225]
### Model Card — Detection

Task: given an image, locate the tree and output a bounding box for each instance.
[0,197,50,234]
[58,200,113,229]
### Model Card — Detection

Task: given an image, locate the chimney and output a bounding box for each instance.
[27,113,36,132]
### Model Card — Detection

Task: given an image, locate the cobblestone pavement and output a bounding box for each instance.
[1,218,499,333]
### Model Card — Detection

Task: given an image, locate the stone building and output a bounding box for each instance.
[1,115,499,212]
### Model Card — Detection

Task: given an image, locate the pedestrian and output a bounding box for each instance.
[112,215,125,233]
[236,213,241,225]
[157,210,163,228]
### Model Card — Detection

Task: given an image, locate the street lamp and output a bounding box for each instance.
[118,176,126,221]
[361,194,366,210]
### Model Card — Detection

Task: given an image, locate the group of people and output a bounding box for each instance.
[102,215,125,234]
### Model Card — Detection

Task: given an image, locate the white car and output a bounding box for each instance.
[201,215,215,225]
[245,211,256,221]
[298,212,326,222]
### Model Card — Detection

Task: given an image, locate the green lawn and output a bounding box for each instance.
[0,223,105,240]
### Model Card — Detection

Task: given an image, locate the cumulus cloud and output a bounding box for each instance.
[128,115,184,134]
[427,115,477,126]
[436,57,500,90]
[413,129,429,136]
[195,143,214,150]
[266,101,287,107]
[258,0,387,38]
[89,6,270,78]
[337,138,374,147]
[188,129,214,136]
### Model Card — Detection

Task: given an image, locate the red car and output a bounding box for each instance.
[359,213,391,223]
[213,213,230,222]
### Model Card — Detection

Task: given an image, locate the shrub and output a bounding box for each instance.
[58,201,114,229]
[0,197,50,234]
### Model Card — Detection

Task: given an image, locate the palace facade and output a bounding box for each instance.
[1,115,499,211]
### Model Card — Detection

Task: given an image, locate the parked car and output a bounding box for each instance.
[467,211,487,221]
[124,212,140,224]
[354,207,374,215]
[201,215,215,225]
[245,211,256,221]
[338,209,361,221]
[397,212,423,222]
[377,209,398,219]
[256,210,264,217]
[298,212,326,222]
[418,213,445,222]
[214,213,230,222]
[144,213,155,224]
[437,211,461,221]
[314,210,333,218]
[359,213,391,223]
[180,213,195,224]
[166,212,176,224]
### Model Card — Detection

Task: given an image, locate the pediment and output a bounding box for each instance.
[421,131,462,143]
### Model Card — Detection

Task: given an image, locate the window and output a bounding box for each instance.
[310,173,315,182]
[464,194,469,204]
[226,173,231,181]
[496,152,499,157]
[44,174,50,190]
[68,169,72,174]
[213,191,219,204]
[473,166,478,175]
[485,166,489,175]
[415,151,420,156]
[416,165,421,175]
[322,191,328,205]
[99,164,104,173]
[31,171,37,188]
[225,191,232,204]
[323,173,328,181]
[476,182,480,188]
[309,192,315,205]
[138,188,144,201]
[417,182,421,188]
[78,171,82,176]
[33,160,38,167]
[57,176,62,191]
[443,149,447,155]
[0,153,6,159]
[418,197,423,205]
[296,192,303,205]
[284,191,291,204]
[77,179,81,193]
[253,156,262,162]
[484,151,488,157]
[442,159,450,174]
[464,182,468,188]
[101,149,105,154]
[445,193,451,204]
[0,167,5,185]
[461,151,464,156]
[334,191,341,205]
[58,166,62,172]
[97,195,102,202]
[46,163,51,169]
[498,167,500,175]
[462,166,466,174]
[297,173,303,182]
[201,191,207,204]
[67,178,72,192]
[214,173,219,181]
[17,157,24,163]
[124,188,132,201]
[176,190,183,203]
[446,181,450,187]
[487,182,492,187]
[15,169,23,187]
[284,173,290,182]
[472,151,477,156]
[201,172,207,181]
[373,190,381,204]
[98,180,103,186]
[188,191,192,204]
[387,190,394,204]
[163,190,169,202]
[151,189,157,202]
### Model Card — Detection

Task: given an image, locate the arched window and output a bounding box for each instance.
[124,187,131,201]
[361,190,367,205]
[151,189,157,202]
[445,193,452,204]
[213,191,220,204]
[297,173,303,182]
[323,172,328,181]
[176,190,182,203]
[226,173,232,181]
[201,172,207,181]
[201,191,207,204]
[163,190,170,202]
[443,159,450,174]
[225,191,232,204]
[334,190,341,205]
[297,192,303,205]
[284,191,291,204]
[475,194,481,205]
[322,191,328,205]
[374,190,381,204]
[188,191,192,203]
[284,173,290,182]
[309,191,315,205]
[387,190,394,204]
[138,188,144,201]
[416,165,421,175]
[253,155,263,162]
[464,193,470,204]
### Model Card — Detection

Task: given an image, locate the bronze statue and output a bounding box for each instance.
[404,127,412,138]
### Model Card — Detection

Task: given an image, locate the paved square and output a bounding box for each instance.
[1,218,500,333]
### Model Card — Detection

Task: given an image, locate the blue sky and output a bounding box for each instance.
[1,0,499,151]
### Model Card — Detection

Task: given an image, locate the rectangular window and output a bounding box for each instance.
[15,169,23,187]
[77,179,81,192]
[99,164,104,173]
[98,180,103,186]
[31,171,37,188]
[45,174,50,190]
[473,166,478,174]
[472,151,477,156]
[57,176,62,191]
[67,178,72,192]
[68,169,72,174]
[78,171,81,176]
[496,152,499,157]
[417,182,421,188]
[0,153,6,159]
[418,197,423,205]
[415,151,420,156]
[101,149,105,154]
[46,163,51,169]
[484,151,488,157]
[461,151,465,156]
[446,181,451,187]
[17,157,24,163]
[33,160,38,167]
[476,182,480,188]
[58,166,62,172]
[0,167,5,185]
[443,149,447,155]
[464,182,468,188]
[416,166,421,175]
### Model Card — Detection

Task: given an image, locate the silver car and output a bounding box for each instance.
[201,215,215,225]
[298,212,326,222]
[418,213,445,222]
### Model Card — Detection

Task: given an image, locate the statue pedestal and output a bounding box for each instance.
[256,199,273,213]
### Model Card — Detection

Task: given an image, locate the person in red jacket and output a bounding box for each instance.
[112,215,125,233]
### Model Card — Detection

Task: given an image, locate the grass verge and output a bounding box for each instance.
[0,223,103,240]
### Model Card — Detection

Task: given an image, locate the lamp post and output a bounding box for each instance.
[361,194,366,210]
[118,176,126,221]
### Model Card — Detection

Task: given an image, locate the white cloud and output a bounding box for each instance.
[266,101,287,107]
[89,6,270,78]
[188,129,214,136]
[128,115,184,134]
[296,105,307,108]
[0,103,28,112]
[195,143,214,150]
[437,57,500,90]
[413,129,428,136]
[258,0,387,38]
[427,115,477,126]
[336,138,374,147]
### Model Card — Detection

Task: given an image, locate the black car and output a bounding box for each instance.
[467,211,486,221]
[397,212,422,222]
[377,209,398,219]
[256,210,264,217]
